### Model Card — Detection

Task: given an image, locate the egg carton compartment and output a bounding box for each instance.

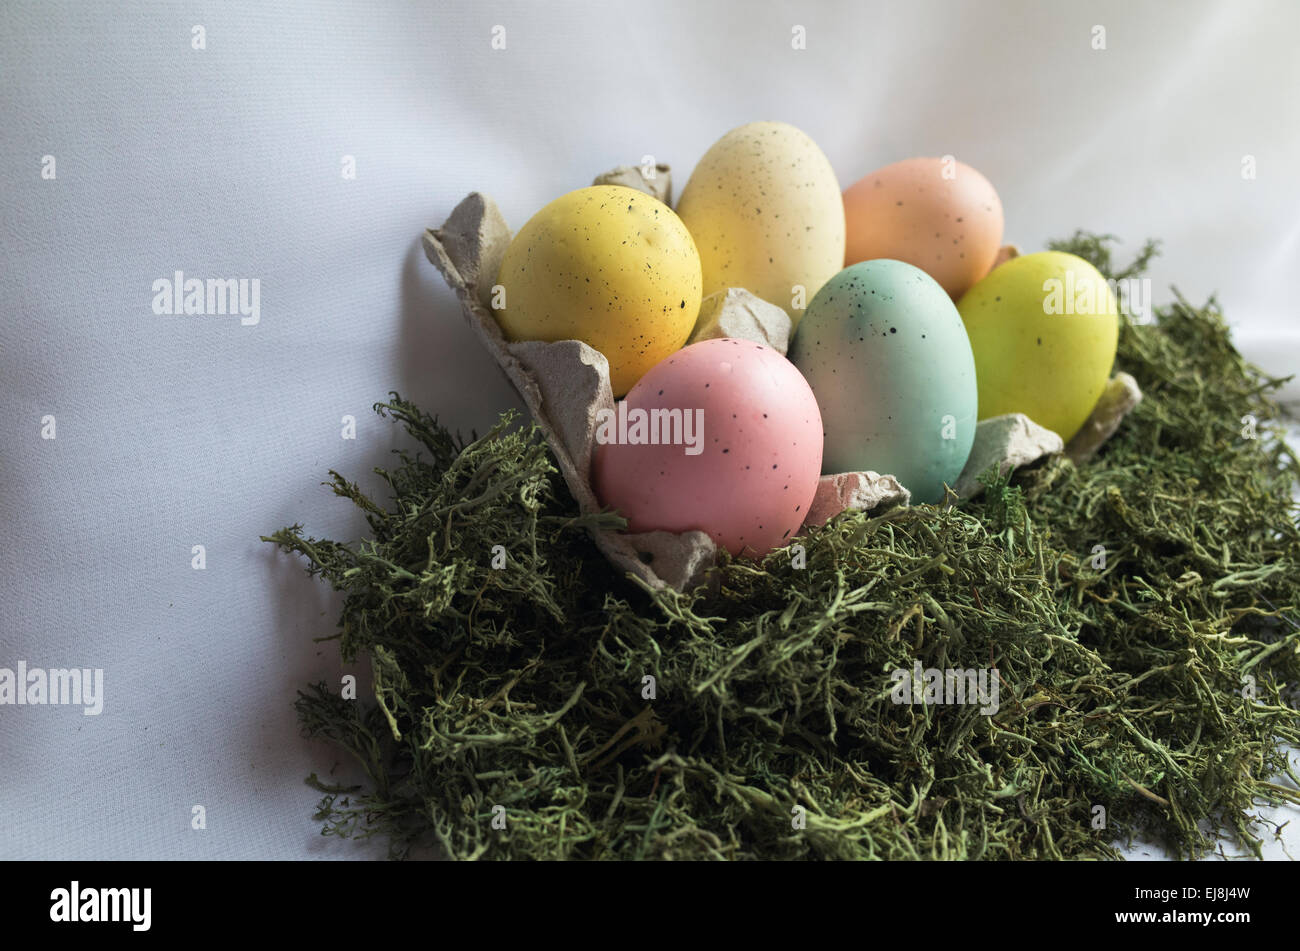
[422,164,1140,591]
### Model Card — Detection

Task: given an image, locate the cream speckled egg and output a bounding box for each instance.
[675,121,845,329]
[494,185,702,396]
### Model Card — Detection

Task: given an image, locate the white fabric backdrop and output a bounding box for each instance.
[1,0,1296,860]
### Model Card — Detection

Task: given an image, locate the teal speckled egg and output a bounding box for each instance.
[787,260,978,503]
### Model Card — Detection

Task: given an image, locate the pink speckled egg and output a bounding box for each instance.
[592,337,823,558]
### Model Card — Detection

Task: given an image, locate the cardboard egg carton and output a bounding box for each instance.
[422,164,1140,591]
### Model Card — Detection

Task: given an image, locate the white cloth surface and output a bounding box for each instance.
[1,0,1296,860]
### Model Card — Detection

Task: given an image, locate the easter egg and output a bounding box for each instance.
[675,121,845,328]
[592,338,823,557]
[957,251,1118,442]
[788,260,978,504]
[842,157,1004,300]
[494,185,702,396]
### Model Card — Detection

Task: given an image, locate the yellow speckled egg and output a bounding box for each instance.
[495,185,702,396]
[675,121,845,328]
[957,251,1119,442]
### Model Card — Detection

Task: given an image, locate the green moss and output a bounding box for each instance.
[266,235,1300,860]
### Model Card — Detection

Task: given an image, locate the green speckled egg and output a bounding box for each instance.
[957,251,1118,442]
[495,185,702,397]
[788,260,978,503]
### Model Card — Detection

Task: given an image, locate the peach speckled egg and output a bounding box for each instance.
[842,157,1004,300]
[592,338,823,558]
